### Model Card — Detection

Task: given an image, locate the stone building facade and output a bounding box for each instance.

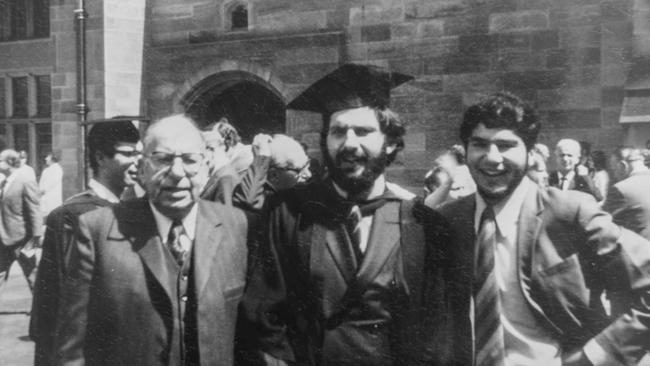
[2,0,649,195]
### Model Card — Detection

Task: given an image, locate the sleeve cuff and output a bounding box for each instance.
[583,339,624,366]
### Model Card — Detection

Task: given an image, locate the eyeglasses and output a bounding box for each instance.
[272,161,311,180]
[114,148,141,158]
[145,151,204,175]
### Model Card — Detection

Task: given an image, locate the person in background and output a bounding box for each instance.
[200,124,240,205]
[53,114,249,366]
[423,145,476,208]
[591,150,610,205]
[242,64,445,366]
[436,92,650,366]
[548,138,602,201]
[216,118,254,177]
[0,149,41,293]
[233,133,311,212]
[527,147,549,188]
[38,152,63,220]
[30,121,141,366]
[579,140,595,175]
[603,147,650,240]
[18,150,37,181]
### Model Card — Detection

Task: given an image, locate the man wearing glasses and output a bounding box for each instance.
[233,133,311,212]
[53,114,249,366]
[31,120,141,366]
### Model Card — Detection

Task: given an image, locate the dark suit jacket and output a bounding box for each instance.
[603,170,650,241]
[30,190,111,366]
[241,181,449,366]
[438,183,650,365]
[200,164,240,205]
[53,198,249,366]
[548,170,602,201]
[0,170,42,246]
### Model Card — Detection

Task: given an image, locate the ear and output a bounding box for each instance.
[527,151,536,166]
[95,151,105,167]
[385,143,398,155]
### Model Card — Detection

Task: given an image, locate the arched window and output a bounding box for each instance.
[231,4,248,30]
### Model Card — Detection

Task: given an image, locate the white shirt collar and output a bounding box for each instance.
[474,176,532,235]
[88,178,121,203]
[148,201,198,242]
[332,174,387,200]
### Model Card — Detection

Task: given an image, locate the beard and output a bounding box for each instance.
[324,145,389,198]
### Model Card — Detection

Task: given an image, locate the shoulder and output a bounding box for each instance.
[198,199,247,228]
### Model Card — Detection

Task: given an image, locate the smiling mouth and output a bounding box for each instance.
[481,170,505,177]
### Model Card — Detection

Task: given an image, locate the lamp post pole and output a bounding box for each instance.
[74,0,89,189]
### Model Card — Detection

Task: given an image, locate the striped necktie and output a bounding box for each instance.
[167,220,187,265]
[473,206,505,366]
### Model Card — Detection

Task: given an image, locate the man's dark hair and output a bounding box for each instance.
[320,107,406,165]
[591,150,607,171]
[460,92,540,150]
[87,121,140,175]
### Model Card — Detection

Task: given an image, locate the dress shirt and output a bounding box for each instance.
[149,201,198,253]
[474,177,561,366]
[333,175,387,253]
[557,171,575,190]
[88,179,120,204]
[39,162,63,217]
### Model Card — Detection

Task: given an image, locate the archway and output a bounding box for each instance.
[183,71,285,143]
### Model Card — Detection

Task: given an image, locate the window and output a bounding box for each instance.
[35,122,51,172]
[12,76,28,117]
[36,75,50,117]
[0,0,50,41]
[231,4,248,30]
[13,123,28,152]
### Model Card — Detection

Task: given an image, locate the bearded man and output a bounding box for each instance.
[240,64,450,366]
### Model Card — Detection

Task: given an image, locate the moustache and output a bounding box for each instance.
[335,149,368,165]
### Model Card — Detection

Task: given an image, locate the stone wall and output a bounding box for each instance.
[145,0,637,191]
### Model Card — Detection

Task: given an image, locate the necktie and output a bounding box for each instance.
[473,207,505,366]
[167,220,186,265]
[560,175,567,190]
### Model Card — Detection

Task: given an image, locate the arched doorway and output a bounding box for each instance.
[182,71,285,143]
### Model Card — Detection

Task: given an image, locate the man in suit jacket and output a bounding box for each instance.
[548,138,602,201]
[241,64,448,366]
[0,149,42,292]
[30,120,141,366]
[437,92,650,365]
[54,114,249,366]
[603,147,650,240]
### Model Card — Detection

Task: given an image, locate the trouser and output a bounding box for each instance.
[0,243,37,293]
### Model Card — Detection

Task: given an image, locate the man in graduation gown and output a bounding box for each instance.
[240,64,449,366]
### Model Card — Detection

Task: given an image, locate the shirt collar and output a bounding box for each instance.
[559,170,575,181]
[474,176,532,234]
[88,178,121,203]
[148,201,198,241]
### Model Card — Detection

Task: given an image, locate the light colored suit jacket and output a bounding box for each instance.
[438,183,650,365]
[603,170,650,241]
[0,169,42,246]
[54,198,249,366]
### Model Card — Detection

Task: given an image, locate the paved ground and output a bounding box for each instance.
[0,262,35,366]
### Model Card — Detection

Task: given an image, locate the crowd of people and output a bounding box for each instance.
[1,63,649,365]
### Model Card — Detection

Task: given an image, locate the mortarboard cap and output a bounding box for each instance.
[286,63,413,114]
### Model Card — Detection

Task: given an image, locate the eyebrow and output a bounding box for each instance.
[468,137,519,145]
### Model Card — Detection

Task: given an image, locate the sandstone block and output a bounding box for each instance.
[489,10,549,33]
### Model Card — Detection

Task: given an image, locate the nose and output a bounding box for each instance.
[484,143,503,163]
[168,157,186,178]
[343,129,360,149]
[298,168,312,183]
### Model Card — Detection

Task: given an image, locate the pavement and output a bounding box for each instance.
[0,262,35,366]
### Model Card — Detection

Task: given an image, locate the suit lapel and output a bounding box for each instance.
[323,223,358,284]
[126,200,178,301]
[193,201,224,298]
[357,201,401,283]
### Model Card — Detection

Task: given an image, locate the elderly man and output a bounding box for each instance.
[0,149,41,292]
[603,147,650,240]
[242,64,446,365]
[436,92,650,366]
[30,121,140,366]
[549,138,602,200]
[233,133,311,212]
[54,114,249,366]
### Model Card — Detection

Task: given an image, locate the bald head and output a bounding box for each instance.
[267,134,311,189]
[143,114,205,155]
